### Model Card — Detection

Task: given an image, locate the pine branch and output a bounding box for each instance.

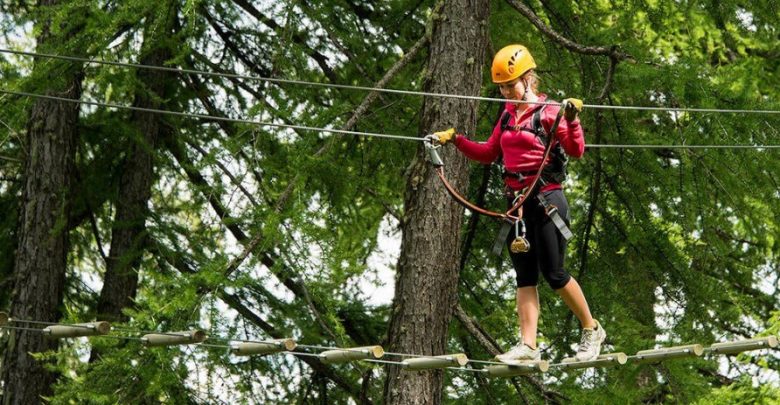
[273,34,428,214]
[454,304,502,353]
[230,0,337,83]
[164,135,360,350]
[363,187,402,225]
[88,205,108,265]
[187,139,260,208]
[148,236,369,397]
[504,0,632,61]
[219,292,368,403]
[183,70,274,205]
[201,10,272,78]
[297,276,341,343]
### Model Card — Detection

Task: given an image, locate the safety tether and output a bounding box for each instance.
[424,106,565,222]
[425,141,518,221]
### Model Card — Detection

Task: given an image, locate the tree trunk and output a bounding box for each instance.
[383,1,490,404]
[0,2,83,403]
[93,2,177,328]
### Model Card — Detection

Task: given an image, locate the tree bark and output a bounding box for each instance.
[383,1,490,404]
[93,1,177,330]
[0,2,83,403]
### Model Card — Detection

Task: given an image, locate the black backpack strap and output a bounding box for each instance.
[499,110,512,131]
[492,110,511,166]
[531,106,549,144]
[530,105,569,185]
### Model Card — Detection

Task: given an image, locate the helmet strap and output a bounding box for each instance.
[521,78,529,102]
[520,77,538,104]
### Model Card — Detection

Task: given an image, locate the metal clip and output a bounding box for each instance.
[510,219,530,253]
[424,135,444,167]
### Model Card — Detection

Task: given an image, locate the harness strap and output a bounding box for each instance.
[537,192,573,241]
[504,107,564,217]
[491,219,514,256]
[502,106,568,186]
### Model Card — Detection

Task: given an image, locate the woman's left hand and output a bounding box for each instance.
[562,98,583,121]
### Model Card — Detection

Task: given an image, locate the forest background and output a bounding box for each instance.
[0,0,779,404]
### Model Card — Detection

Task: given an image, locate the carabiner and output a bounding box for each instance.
[424,135,444,167]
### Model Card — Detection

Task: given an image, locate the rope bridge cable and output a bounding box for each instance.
[1,317,448,369]
[2,314,778,376]
[0,322,410,368]
[0,317,532,371]
[3,48,780,115]
[297,344,508,366]
[1,88,779,150]
[0,89,421,142]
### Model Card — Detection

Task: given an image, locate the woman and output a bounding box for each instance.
[434,44,605,362]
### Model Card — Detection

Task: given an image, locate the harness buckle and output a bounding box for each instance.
[537,193,574,241]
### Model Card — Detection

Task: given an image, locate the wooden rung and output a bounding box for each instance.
[0,312,8,326]
[559,352,628,370]
[231,339,297,356]
[634,344,703,363]
[142,330,207,347]
[43,322,111,338]
[486,360,550,377]
[709,337,779,355]
[402,354,468,371]
[319,346,384,364]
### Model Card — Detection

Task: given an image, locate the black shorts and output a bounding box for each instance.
[506,189,572,290]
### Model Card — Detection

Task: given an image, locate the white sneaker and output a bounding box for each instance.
[496,343,541,363]
[575,320,607,361]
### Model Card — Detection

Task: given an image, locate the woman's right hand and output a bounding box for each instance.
[433,128,456,144]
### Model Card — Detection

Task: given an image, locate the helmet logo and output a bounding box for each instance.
[507,50,524,75]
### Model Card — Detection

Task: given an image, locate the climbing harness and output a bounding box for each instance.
[503,105,565,217]
[425,104,573,253]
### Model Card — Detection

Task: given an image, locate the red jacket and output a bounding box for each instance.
[454,94,584,192]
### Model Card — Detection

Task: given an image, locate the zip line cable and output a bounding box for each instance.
[1,88,779,150]
[0,89,420,142]
[3,48,780,115]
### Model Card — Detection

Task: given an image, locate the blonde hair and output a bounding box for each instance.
[522,70,540,93]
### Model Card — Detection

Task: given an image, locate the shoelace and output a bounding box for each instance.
[579,329,595,352]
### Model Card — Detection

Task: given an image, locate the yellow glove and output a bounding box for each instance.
[433,128,456,144]
[562,98,583,122]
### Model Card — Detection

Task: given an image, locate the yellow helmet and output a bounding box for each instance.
[491,44,536,84]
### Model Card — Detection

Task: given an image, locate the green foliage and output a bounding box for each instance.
[0,0,778,403]
[694,376,780,405]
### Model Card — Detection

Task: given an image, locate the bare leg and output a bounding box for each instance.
[556,278,596,329]
[516,286,540,348]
